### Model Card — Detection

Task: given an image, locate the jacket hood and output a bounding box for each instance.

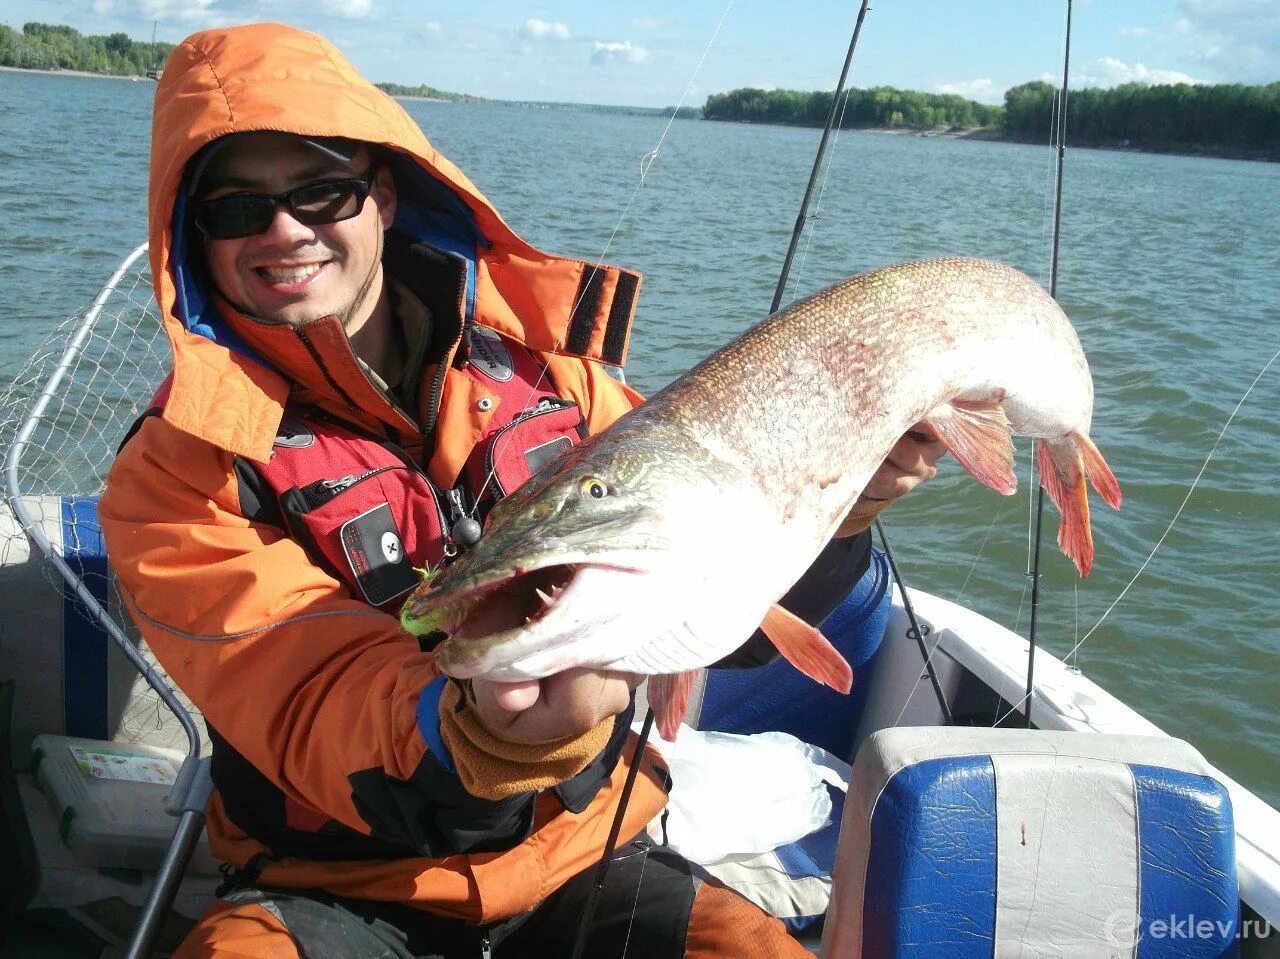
[148,22,640,460]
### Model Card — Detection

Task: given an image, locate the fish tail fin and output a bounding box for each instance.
[648,670,700,741]
[1077,430,1123,509]
[1037,438,1094,577]
[761,604,853,694]
[926,399,1017,495]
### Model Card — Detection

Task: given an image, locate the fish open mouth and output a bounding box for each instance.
[402,552,651,677]
[445,563,578,643]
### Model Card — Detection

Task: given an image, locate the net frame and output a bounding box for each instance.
[1,242,202,761]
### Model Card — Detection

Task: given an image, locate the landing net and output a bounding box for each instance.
[0,244,202,756]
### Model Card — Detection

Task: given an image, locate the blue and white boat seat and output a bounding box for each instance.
[823,727,1239,958]
[1,495,201,766]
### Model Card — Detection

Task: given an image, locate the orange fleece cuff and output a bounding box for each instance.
[837,496,894,537]
[437,682,616,800]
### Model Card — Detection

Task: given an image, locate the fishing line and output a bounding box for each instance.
[953,495,1012,604]
[893,0,1072,723]
[426,0,737,561]
[993,345,1280,727]
[1022,0,1073,727]
[769,0,871,315]
[1069,579,1079,671]
[1037,64,1065,289]
[570,707,655,959]
[573,0,736,288]
[785,81,857,308]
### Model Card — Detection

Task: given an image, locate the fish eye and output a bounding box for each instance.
[579,477,608,499]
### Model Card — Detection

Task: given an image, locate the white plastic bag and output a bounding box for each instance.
[642,725,850,866]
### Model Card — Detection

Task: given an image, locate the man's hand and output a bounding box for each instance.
[860,423,948,502]
[469,669,643,745]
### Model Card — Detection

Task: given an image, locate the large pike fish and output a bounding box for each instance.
[402,257,1122,738]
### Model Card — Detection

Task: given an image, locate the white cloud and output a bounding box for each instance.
[1075,56,1203,86]
[1119,26,1149,37]
[630,17,671,29]
[91,0,115,11]
[324,0,373,19]
[591,40,648,66]
[136,0,215,23]
[423,20,441,35]
[1175,0,1280,81]
[935,77,994,97]
[521,18,571,41]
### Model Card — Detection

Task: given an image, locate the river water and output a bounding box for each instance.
[1,70,1277,804]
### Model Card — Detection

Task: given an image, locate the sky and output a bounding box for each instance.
[5,0,1278,107]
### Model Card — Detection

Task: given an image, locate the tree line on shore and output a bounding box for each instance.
[6,20,1276,157]
[1003,80,1280,153]
[1,22,170,76]
[701,81,1280,156]
[702,86,1003,129]
[374,82,486,104]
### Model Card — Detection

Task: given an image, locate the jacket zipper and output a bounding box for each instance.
[292,326,422,443]
[422,267,470,447]
[480,397,574,499]
[294,327,362,411]
[296,466,451,548]
[298,465,399,509]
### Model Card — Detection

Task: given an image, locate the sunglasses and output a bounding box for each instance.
[191,174,376,241]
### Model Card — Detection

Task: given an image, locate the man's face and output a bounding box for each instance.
[196,132,397,327]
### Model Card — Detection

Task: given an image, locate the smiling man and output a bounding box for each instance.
[101,22,944,959]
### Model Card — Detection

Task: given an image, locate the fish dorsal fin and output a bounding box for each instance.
[760,604,853,694]
[926,399,1017,494]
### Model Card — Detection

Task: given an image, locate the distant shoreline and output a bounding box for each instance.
[800,122,1278,164]
[0,64,142,81]
[6,66,1271,162]
[388,94,450,104]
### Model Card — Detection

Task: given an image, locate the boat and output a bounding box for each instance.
[1,241,1276,957]
[145,21,162,81]
[4,1,1279,951]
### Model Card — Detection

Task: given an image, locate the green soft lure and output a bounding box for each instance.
[400,567,472,637]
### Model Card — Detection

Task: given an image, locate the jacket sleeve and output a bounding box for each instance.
[100,413,545,854]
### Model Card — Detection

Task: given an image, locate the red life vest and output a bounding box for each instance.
[148,327,587,609]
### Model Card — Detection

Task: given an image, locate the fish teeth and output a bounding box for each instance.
[535,588,553,606]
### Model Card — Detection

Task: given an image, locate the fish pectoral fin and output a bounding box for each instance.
[926,399,1017,495]
[1037,439,1094,577]
[1077,430,1122,509]
[760,604,853,694]
[648,670,701,741]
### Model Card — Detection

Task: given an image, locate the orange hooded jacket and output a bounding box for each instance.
[99,22,668,922]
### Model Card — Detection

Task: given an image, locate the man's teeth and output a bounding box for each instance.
[260,263,324,283]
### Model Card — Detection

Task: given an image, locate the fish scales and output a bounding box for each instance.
[636,257,1081,527]
[401,256,1119,735]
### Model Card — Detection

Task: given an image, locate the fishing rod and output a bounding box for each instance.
[566,10,737,954]
[569,707,655,959]
[1023,0,1074,729]
[571,7,890,954]
[766,0,954,724]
